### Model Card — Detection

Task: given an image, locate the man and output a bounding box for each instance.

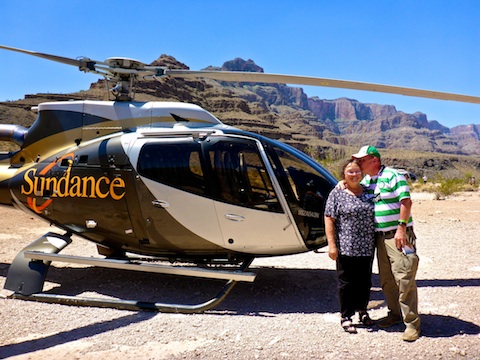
[352,145,421,342]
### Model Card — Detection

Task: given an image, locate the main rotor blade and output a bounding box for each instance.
[0,45,85,67]
[2,44,479,104]
[0,44,106,74]
[165,69,480,105]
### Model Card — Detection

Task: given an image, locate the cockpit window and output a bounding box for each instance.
[136,138,282,213]
[137,141,206,196]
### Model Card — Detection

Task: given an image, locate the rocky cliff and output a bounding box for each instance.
[207,58,479,156]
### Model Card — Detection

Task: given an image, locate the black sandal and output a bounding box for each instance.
[341,318,357,334]
[359,311,374,327]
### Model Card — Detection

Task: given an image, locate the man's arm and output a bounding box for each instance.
[395,197,412,249]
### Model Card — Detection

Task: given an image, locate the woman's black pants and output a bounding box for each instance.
[336,255,374,319]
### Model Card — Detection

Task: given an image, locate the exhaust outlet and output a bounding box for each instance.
[0,124,27,147]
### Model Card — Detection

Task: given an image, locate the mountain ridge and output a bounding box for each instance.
[212,59,479,156]
[0,55,478,163]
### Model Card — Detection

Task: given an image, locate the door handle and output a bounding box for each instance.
[152,200,170,208]
[225,213,245,222]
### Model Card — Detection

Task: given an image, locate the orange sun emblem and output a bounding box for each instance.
[25,153,75,214]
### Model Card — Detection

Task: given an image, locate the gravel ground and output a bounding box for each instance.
[0,192,479,359]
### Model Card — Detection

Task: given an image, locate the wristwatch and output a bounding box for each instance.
[398,220,407,226]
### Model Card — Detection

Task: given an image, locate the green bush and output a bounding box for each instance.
[435,178,464,196]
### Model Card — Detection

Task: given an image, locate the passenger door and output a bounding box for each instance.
[206,137,305,255]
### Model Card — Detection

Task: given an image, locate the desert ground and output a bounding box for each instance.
[0,191,479,359]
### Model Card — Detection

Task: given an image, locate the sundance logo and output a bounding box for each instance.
[21,153,126,213]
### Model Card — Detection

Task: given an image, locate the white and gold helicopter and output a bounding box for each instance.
[0,45,478,312]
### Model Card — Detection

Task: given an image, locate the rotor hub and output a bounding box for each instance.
[105,57,146,69]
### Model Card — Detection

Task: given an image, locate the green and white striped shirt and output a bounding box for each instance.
[361,166,413,231]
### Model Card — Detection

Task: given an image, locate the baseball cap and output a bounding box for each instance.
[352,145,381,159]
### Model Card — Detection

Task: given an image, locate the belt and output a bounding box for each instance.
[376,229,396,238]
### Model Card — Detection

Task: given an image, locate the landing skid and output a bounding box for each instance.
[4,232,256,313]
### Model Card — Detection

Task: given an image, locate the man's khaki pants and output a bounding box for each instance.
[376,227,421,331]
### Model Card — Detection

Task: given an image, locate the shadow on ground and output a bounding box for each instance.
[1,262,478,359]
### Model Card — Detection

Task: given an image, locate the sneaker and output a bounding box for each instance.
[377,314,402,328]
[402,327,421,342]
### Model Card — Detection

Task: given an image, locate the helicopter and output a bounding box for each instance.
[1,45,479,313]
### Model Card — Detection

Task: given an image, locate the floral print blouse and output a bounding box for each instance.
[324,187,375,257]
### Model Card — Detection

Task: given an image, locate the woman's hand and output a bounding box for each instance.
[328,245,338,261]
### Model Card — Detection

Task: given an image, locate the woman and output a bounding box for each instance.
[324,160,375,334]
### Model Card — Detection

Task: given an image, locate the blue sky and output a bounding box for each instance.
[1,0,479,129]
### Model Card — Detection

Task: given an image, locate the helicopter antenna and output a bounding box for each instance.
[170,113,190,122]
[1,44,480,104]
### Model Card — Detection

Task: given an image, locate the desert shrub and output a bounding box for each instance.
[434,177,465,196]
[410,182,438,193]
